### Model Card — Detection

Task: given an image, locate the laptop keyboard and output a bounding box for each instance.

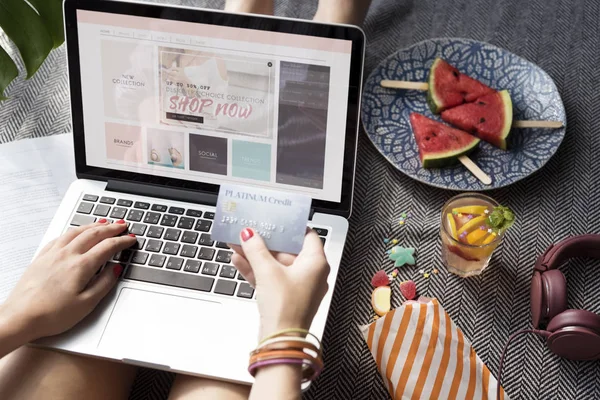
[70,194,330,300]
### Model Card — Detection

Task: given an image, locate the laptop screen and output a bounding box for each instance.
[75,9,355,204]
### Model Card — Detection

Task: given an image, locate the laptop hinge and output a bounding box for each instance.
[105,180,217,207]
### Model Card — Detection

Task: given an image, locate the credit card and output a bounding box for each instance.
[211,184,312,254]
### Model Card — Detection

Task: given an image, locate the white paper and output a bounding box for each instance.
[0,134,76,302]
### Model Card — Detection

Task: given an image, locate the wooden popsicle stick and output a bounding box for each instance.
[380,80,429,91]
[513,120,564,129]
[458,156,492,185]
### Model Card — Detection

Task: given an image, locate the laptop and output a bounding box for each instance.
[30,0,364,385]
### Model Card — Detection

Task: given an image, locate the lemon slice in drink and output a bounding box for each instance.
[457,215,488,236]
[466,228,488,245]
[446,213,458,240]
[481,232,497,245]
[452,205,489,215]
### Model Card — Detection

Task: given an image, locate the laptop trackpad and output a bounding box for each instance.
[98,287,223,364]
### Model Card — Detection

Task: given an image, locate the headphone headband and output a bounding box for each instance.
[535,234,600,272]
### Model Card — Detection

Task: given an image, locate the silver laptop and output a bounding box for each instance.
[29,0,364,385]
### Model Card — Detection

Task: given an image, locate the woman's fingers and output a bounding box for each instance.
[53,221,104,249]
[77,235,136,283]
[66,221,129,254]
[80,263,123,306]
[229,243,295,266]
[298,229,327,260]
[231,253,255,287]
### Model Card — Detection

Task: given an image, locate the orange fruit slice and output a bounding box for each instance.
[457,215,487,237]
[371,286,391,316]
[452,205,489,215]
[446,213,458,240]
[466,228,488,245]
[482,232,497,245]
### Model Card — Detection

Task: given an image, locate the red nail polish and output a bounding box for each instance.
[116,219,126,224]
[241,228,254,242]
[128,233,136,237]
[113,264,123,278]
[98,218,107,224]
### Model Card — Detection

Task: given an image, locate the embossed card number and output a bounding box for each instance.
[211,184,311,254]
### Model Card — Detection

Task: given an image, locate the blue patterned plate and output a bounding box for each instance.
[361,38,567,191]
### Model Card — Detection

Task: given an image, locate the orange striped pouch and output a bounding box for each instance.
[361,299,508,400]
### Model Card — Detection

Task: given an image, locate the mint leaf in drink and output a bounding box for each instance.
[488,205,515,234]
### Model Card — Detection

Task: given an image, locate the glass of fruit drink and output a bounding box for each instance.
[440,193,514,277]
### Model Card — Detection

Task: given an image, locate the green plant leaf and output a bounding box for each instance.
[0,0,53,79]
[0,45,18,100]
[27,0,65,48]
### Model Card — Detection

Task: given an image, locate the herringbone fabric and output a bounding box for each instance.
[1,1,599,399]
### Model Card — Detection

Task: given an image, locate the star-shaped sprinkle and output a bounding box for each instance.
[399,220,405,225]
[433,269,439,274]
[466,215,473,220]
[488,228,493,233]
[452,210,458,215]
[388,246,416,267]
[484,209,490,214]
[480,225,487,230]
[393,268,399,274]
[457,213,463,217]
[401,212,407,218]
[383,238,390,244]
[419,269,424,274]
[391,239,399,245]
[424,273,430,278]
[386,250,392,255]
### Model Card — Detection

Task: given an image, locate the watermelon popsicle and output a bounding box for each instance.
[381,58,494,114]
[426,58,495,114]
[410,113,492,184]
[380,58,563,127]
[441,90,513,150]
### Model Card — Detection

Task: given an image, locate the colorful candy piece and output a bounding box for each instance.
[388,246,416,267]
[383,238,390,244]
[399,280,417,300]
[371,286,391,316]
[391,239,399,245]
[371,270,390,288]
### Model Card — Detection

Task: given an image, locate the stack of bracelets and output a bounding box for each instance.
[248,328,323,382]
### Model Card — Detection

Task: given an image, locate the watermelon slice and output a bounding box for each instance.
[427,58,495,114]
[441,90,513,150]
[409,113,480,168]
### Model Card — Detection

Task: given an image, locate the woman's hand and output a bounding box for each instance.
[230,228,330,338]
[1,220,136,342]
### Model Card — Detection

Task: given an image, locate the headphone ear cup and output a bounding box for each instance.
[546,309,600,360]
[541,269,567,322]
[531,271,544,328]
